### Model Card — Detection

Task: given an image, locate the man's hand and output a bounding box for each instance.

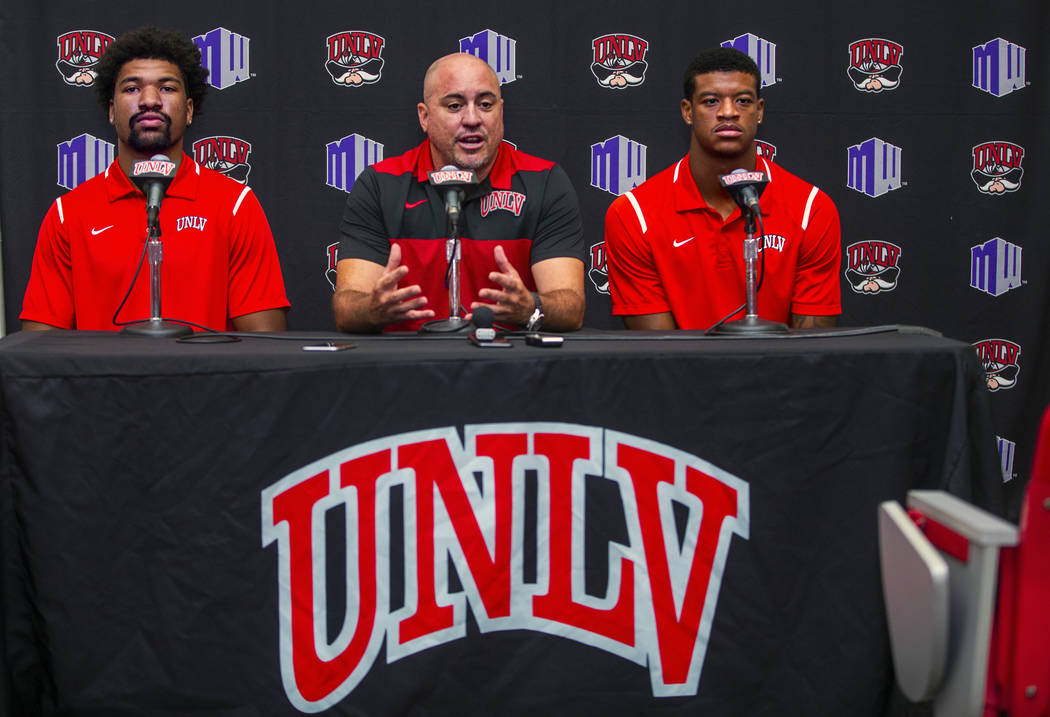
[471,245,535,326]
[332,244,435,332]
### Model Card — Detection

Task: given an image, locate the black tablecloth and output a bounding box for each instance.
[0,328,1004,716]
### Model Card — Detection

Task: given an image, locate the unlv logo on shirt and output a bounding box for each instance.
[261,423,749,711]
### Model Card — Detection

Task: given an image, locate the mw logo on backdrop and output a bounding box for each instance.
[845,241,901,294]
[589,242,609,294]
[55,30,113,86]
[972,38,1026,97]
[460,29,517,85]
[970,237,1021,297]
[997,436,1016,483]
[193,27,251,90]
[56,133,114,190]
[591,33,649,88]
[261,423,749,712]
[973,338,1021,392]
[971,141,1024,194]
[326,134,384,193]
[193,136,252,184]
[591,136,647,196]
[722,33,776,87]
[847,138,902,197]
[326,31,385,86]
[847,38,903,92]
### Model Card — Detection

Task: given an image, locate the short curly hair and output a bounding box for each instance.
[683,47,761,100]
[94,26,209,116]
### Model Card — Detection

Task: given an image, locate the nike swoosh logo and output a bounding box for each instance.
[673,236,694,247]
[404,199,428,209]
[91,225,114,236]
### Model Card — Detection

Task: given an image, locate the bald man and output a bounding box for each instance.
[332,52,585,333]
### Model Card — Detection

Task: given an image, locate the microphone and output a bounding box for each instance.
[428,165,478,223]
[472,305,496,342]
[718,168,768,215]
[131,154,178,228]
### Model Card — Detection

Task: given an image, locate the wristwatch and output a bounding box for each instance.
[525,292,544,331]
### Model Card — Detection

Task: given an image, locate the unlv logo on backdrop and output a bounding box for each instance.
[591,33,649,88]
[847,38,903,92]
[755,140,776,162]
[55,30,114,86]
[844,240,901,294]
[325,242,339,290]
[971,141,1024,194]
[589,242,609,294]
[325,31,385,86]
[261,423,749,711]
[193,136,252,183]
[972,338,1021,392]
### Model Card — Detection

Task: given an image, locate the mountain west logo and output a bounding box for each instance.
[326,242,339,290]
[972,141,1024,194]
[591,34,649,88]
[326,31,385,86]
[997,436,1016,483]
[193,27,250,90]
[591,135,647,196]
[847,137,902,197]
[755,140,776,162]
[57,133,114,190]
[722,33,776,88]
[480,190,526,217]
[971,237,1021,297]
[973,38,1026,97]
[55,30,113,86]
[589,241,609,294]
[193,136,252,183]
[847,38,903,92]
[973,338,1021,392]
[845,240,901,294]
[327,133,383,192]
[261,423,749,710]
[460,29,517,85]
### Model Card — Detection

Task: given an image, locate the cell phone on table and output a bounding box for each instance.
[302,342,356,352]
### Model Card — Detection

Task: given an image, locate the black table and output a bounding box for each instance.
[0,328,1004,716]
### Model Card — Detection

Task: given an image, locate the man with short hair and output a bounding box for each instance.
[21,25,289,332]
[604,47,841,330]
[332,52,585,333]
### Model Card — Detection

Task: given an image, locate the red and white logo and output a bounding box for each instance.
[325,30,386,86]
[479,190,526,217]
[55,30,113,86]
[591,33,649,88]
[261,423,749,711]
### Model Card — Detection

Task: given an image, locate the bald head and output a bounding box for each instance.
[417,52,505,180]
[422,53,500,103]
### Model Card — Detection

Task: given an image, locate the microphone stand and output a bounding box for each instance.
[121,211,192,338]
[419,193,470,333]
[712,207,789,335]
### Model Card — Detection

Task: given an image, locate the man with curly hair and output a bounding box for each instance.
[21,26,288,332]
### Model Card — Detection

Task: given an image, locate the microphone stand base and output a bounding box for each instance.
[418,316,470,333]
[121,319,193,338]
[711,316,790,336]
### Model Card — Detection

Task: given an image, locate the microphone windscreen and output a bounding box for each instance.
[473,305,494,328]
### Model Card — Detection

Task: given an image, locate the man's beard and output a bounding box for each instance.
[128,113,173,154]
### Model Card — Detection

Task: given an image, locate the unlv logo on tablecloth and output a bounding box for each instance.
[591,33,649,88]
[55,30,113,86]
[971,141,1024,194]
[845,240,901,294]
[325,31,385,86]
[261,423,749,711]
[193,136,252,183]
[972,338,1021,392]
[847,38,903,92]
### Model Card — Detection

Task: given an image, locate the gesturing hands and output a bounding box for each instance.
[471,245,533,326]
[368,243,436,327]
